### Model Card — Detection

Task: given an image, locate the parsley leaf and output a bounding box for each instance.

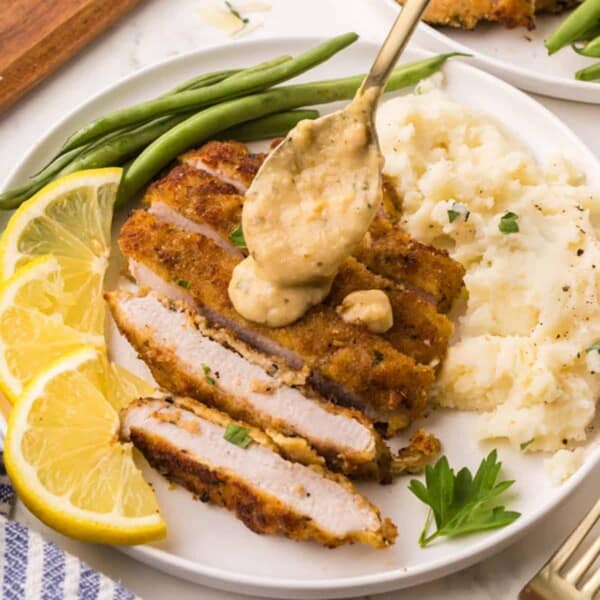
[447,202,469,224]
[229,224,247,249]
[201,363,216,386]
[447,209,460,223]
[520,438,535,451]
[372,350,384,367]
[409,450,520,547]
[224,423,252,448]
[177,280,190,289]
[499,212,519,234]
[224,1,249,24]
[586,341,600,354]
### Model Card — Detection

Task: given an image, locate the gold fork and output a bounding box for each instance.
[519,498,600,599]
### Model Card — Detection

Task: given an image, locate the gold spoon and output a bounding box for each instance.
[232,0,431,327]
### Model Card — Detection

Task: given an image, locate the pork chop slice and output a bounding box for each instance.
[121,396,398,547]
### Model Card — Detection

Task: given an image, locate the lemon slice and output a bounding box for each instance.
[0,168,121,280]
[0,256,104,402]
[4,346,165,544]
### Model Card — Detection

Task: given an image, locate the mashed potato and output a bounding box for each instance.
[377,87,600,453]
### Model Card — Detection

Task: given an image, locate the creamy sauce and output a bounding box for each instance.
[229,89,382,327]
[228,256,332,328]
[336,289,393,334]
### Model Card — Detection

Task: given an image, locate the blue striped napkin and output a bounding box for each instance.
[0,449,139,600]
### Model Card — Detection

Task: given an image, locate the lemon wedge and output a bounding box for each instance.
[4,346,165,544]
[0,168,121,280]
[0,256,103,402]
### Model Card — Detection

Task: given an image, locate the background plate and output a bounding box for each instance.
[379,0,600,104]
[2,37,600,599]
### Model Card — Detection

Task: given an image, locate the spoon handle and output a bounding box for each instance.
[359,0,431,104]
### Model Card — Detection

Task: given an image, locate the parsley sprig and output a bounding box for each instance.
[409,450,520,547]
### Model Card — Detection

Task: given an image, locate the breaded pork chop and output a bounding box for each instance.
[398,0,535,29]
[143,170,453,365]
[180,140,265,193]
[167,141,465,312]
[119,211,434,434]
[107,290,394,481]
[121,396,398,547]
[354,216,465,313]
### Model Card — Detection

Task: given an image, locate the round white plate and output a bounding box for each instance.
[2,37,600,599]
[379,0,600,103]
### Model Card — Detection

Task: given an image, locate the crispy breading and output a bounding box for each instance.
[170,142,465,312]
[122,396,398,547]
[144,159,455,362]
[535,0,580,13]
[144,164,243,241]
[119,210,434,430]
[180,140,266,191]
[329,258,453,366]
[398,0,535,29]
[354,216,465,312]
[400,0,577,29]
[107,289,394,481]
[391,429,442,476]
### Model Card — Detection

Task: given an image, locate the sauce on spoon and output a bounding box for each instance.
[229,88,382,327]
[228,0,431,327]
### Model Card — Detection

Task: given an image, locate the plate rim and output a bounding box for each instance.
[2,35,600,597]
[381,0,600,104]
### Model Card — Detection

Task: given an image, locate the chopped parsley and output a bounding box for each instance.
[520,438,535,451]
[372,350,384,367]
[224,1,248,23]
[224,423,252,448]
[201,363,216,386]
[177,280,190,289]
[447,202,470,224]
[447,209,460,223]
[409,450,520,547]
[586,341,600,354]
[499,212,519,234]
[229,224,247,249]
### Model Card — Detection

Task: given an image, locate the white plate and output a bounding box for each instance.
[2,37,599,599]
[379,0,600,103]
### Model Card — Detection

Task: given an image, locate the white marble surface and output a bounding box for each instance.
[2,0,599,598]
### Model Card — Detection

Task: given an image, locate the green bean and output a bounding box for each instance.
[575,61,600,81]
[216,110,319,141]
[545,0,600,54]
[222,55,293,83]
[165,69,240,96]
[62,34,359,152]
[573,34,600,56]
[0,146,88,210]
[165,55,292,96]
[575,23,600,41]
[117,53,464,205]
[0,62,301,207]
[43,62,284,174]
[59,114,192,176]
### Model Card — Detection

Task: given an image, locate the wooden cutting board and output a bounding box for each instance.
[0,0,145,115]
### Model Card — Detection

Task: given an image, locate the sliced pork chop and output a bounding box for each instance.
[180,140,265,193]
[141,164,454,365]
[144,164,244,256]
[107,289,393,480]
[121,396,398,547]
[172,141,464,312]
[119,210,434,435]
[354,216,466,312]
